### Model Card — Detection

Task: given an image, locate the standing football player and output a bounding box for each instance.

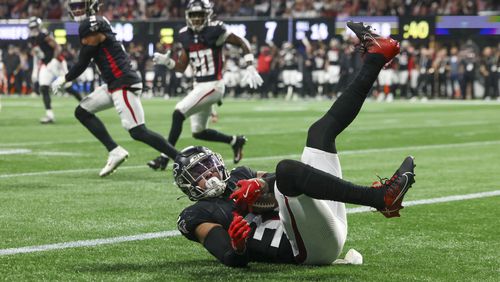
[28,17,83,124]
[147,0,263,171]
[173,22,416,267]
[52,0,178,177]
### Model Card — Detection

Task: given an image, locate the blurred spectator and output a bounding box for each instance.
[4,45,22,94]
[256,45,273,99]
[480,47,499,100]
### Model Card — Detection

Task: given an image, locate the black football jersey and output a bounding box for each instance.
[79,16,140,91]
[29,30,55,65]
[177,21,228,83]
[177,166,295,264]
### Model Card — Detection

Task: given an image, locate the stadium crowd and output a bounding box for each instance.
[0,0,498,101]
[1,0,498,20]
[1,37,498,101]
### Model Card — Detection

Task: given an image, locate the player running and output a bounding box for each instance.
[147,0,263,171]
[172,22,415,267]
[28,17,83,124]
[52,0,178,177]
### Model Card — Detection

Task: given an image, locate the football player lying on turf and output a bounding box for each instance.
[174,22,416,267]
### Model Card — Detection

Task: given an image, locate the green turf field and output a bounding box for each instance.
[0,96,499,281]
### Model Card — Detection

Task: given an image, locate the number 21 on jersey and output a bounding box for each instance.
[189,49,215,77]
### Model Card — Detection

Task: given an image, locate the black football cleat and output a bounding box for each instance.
[232,135,247,164]
[147,155,169,171]
[371,156,416,218]
[346,21,400,63]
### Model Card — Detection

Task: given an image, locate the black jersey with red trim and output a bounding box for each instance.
[177,166,295,264]
[79,16,140,91]
[28,30,55,65]
[178,21,229,83]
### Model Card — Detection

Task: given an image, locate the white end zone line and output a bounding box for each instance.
[1,190,499,257]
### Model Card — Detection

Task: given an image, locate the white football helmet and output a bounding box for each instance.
[67,0,100,22]
[28,17,42,36]
[185,0,213,32]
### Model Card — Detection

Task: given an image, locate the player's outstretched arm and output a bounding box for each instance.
[153,48,189,73]
[225,34,263,88]
[52,33,103,94]
[195,222,249,267]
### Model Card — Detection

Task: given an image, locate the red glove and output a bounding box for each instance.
[228,212,251,253]
[230,179,263,212]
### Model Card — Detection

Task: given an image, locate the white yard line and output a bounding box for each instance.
[0,149,82,156]
[1,140,500,179]
[0,190,498,256]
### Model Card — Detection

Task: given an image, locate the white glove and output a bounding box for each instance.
[242,65,263,89]
[153,51,175,69]
[51,76,66,95]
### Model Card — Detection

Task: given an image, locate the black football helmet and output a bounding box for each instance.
[173,146,229,201]
[185,0,213,32]
[67,0,100,22]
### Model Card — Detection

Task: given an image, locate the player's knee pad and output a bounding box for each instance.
[275,159,305,197]
[74,105,92,122]
[129,124,148,141]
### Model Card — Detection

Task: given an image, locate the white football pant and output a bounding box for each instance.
[39,58,68,87]
[79,83,145,130]
[275,146,347,265]
[175,80,224,133]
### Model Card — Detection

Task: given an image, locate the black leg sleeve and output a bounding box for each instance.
[65,85,83,101]
[275,159,385,209]
[203,226,249,268]
[306,54,386,153]
[40,85,51,110]
[74,105,117,152]
[129,124,179,159]
[193,129,233,144]
[168,109,185,146]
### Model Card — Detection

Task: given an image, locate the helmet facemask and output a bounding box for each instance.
[185,1,213,32]
[67,0,99,22]
[175,151,229,201]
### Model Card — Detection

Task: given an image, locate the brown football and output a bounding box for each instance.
[251,192,279,214]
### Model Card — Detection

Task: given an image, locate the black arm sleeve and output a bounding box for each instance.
[203,226,249,268]
[262,172,276,192]
[65,45,98,82]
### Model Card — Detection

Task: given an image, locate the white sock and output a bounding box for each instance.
[230,136,237,146]
[46,110,54,119]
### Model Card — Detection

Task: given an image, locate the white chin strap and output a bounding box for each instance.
[204,177,226,198]
[73,14,88,22]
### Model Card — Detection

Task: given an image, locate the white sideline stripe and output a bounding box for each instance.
[0,149,82,157]
[1,140,500,179]
[347,190,500,214]
[0,231,181,256]
[0,190,498,256]
[0,149,31,155]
